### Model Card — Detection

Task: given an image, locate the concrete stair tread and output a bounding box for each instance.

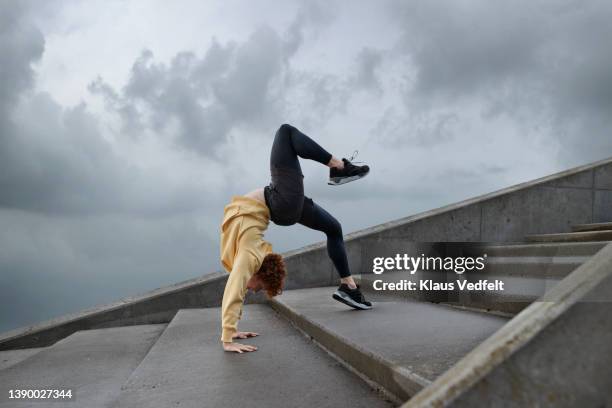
[525,230,612,242]
[486,255,589,263]
[572,222,612,232]
[114,306,393,408]
[0,324,166,408]
[271,286,508,398]
[0,347,47,371]
[484,257,587,278]
[463,241,608,257]
[428,256,588,279]
[0,347,46,370]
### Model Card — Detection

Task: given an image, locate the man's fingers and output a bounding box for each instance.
[224,342,258,353]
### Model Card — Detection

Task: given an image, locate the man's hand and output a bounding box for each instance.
[223,342,258,353]
[232,331,259,340]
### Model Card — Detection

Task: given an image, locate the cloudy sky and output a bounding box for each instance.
[1,0,611,333]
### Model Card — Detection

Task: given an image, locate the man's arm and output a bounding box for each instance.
[220,249,257,343]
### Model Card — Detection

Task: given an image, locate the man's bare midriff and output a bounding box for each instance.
[243,188,266,205]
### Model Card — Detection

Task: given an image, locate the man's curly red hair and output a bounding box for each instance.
[256,252,286,298]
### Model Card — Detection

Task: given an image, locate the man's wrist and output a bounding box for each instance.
[221,328,235,343]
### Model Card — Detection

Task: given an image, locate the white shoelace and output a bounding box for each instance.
[346,150,365,164]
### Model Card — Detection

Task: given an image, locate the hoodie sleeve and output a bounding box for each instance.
[220,248,259,343]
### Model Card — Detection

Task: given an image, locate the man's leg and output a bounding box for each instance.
[297,196,353,282]
[270,124,344,171]
[298,196,372,309]
[265,124,346,225]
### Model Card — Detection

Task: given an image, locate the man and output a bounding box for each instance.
[220,123,371,353]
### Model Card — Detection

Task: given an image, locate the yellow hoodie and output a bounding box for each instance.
[219,195,273,343]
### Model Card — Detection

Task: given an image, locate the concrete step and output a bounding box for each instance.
[460,241,608,257]
[572,221,612,232]
[526,230,612,242]
[114,306,394,408]
[0,324,166,408]
[356,270,560,316]
[0,347,46,371]
[440,273,560,316]
[269,287,509,401]
[483,256,586,278]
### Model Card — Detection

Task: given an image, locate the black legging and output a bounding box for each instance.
[263,124,351,278]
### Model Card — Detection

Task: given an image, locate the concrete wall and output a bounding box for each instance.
[345,157,612,276]
[2,156,612,350]
[0,272,227,350]
[404,242,612,408]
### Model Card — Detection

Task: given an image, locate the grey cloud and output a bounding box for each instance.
[309,73,352,123]
[91,21,320,157]
[0,12,215,217]
[193,37,237,86]
[212,26,284,120]
[283,1,336,60]
[387,0,612,162]
[369,107,459,148]
[391,1,544,101]
[351,47,384,93]
[0,92,207,216]
[0,1,44,113]
[87,2,339,158]
[88,76,145,137]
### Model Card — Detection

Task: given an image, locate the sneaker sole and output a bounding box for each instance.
[328,170,369,186]
[332,291,373,310]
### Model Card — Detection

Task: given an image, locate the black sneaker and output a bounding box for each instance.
[328,150,370,186]
[332,283,373,310]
